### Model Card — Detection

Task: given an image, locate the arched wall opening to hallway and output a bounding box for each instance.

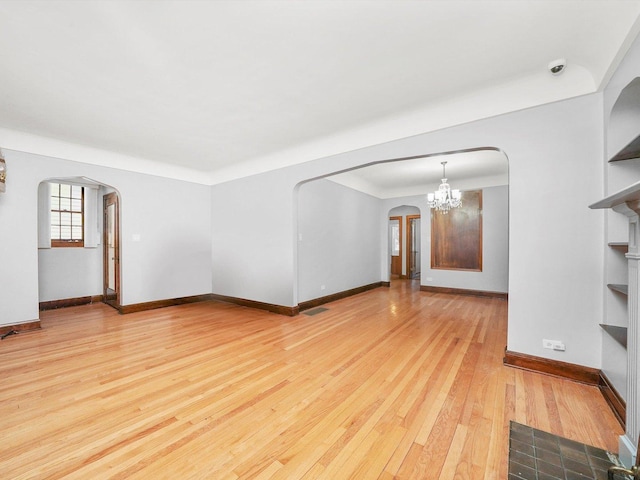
[294,147,509,307]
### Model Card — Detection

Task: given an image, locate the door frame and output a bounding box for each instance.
[406,214,420,279]
[103,192,121,310]
[389,215,403,278]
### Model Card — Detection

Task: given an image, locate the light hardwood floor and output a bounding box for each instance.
[0,281,622,479]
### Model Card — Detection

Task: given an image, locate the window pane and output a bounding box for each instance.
[50,183,84,246]
[60,212,71,226]
[390,222,400,256]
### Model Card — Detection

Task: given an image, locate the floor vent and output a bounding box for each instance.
[303,307,328,316]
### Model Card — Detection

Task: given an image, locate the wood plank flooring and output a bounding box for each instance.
[0,281,623,479]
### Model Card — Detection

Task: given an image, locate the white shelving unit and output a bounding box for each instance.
[590,125,640,466]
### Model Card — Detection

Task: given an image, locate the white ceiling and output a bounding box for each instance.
[328,149,509,199]
[0,1,639,187]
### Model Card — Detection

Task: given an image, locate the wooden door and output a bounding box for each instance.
[103,192,120,310]
[406,215,420,279]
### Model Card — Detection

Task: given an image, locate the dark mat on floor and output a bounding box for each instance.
[508,421,629,479]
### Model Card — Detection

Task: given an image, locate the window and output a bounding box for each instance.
[390,221,400,256]
[50,183,84,247]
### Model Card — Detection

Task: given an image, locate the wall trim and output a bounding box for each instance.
[209,294,299,317]
[119,294,214,315]
[38,292,301,317]
[599,371,626,428]
[0,320,42,337]
[39,295,103,311]
[503,350,600,385]
[298,282,386,312]
[420,285,508,300]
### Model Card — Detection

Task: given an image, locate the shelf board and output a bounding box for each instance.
[589,179,640,209]
[607,283,628,295]
[600,324,628,349]
[608,242,629,252]
[609,134,640,162]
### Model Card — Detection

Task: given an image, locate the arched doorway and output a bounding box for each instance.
[388,205,421,281]
[294,147,508,307]
[37,177,121,311]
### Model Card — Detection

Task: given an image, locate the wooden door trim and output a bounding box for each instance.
[103,192,121,310]
[406,215,420,279]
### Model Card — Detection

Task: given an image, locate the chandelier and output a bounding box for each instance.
[427,161,461,213]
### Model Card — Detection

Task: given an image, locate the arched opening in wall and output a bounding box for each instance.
[608,77,640,161]
[388,205,421,282]
[295,148,509,308]
[37,177,121,311]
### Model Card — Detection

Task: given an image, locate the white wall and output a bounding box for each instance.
[0,149,212,327]
[211,172,297,307]
[211,92,604,368]
[38,248,102,302]
[297,179,381,302]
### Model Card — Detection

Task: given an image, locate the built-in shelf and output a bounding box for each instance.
[609,133,640,162]
[589,180,640,210]
[599,324,628,349]
[608,283,629,295]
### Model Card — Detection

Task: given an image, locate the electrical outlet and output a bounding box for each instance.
[320,285,326,290]
[543,339,566,351]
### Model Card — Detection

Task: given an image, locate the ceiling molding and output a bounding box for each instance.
[0,127,211,185]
